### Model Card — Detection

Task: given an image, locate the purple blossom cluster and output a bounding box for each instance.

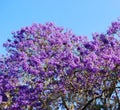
[0,19,120,109]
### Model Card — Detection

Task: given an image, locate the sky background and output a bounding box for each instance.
[0,0,120,54]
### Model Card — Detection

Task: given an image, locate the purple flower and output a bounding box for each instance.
[100,34,109,44]
[0,93,8,102]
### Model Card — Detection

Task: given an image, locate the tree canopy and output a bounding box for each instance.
[0,19,120,110]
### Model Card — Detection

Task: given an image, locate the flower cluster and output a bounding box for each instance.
[0,19,120,109]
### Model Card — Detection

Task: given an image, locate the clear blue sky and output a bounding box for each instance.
[0,0,120,54]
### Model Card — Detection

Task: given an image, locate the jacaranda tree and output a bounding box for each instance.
[0,19,120,110]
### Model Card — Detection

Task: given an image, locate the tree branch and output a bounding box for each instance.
[61,96,69,110]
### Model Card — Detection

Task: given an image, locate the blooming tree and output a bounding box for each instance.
[0,19,120,110]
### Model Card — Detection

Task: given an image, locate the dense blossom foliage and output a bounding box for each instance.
[0,19,120,110]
